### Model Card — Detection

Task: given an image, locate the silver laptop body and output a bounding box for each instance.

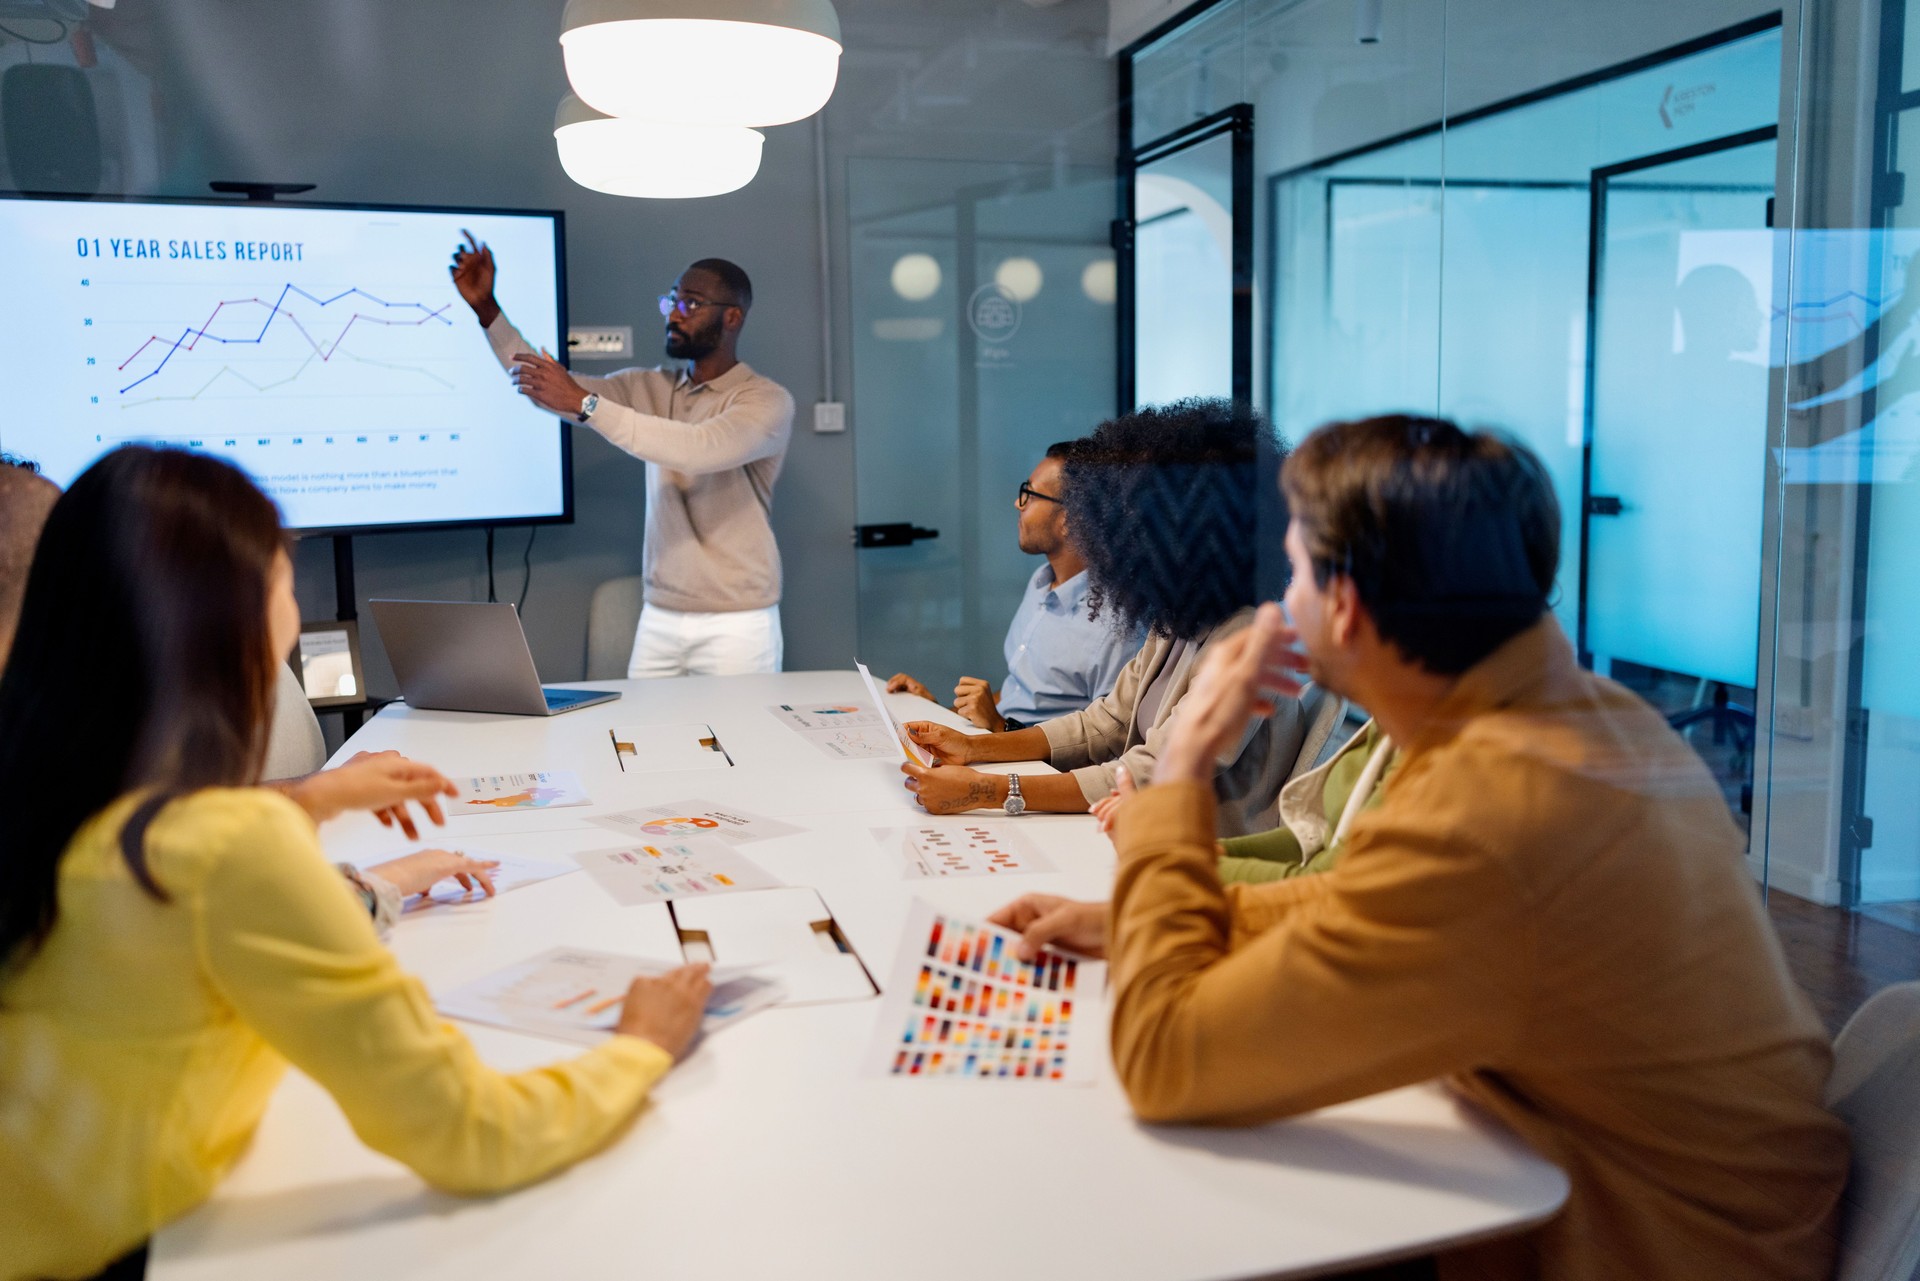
[368,599,621,717]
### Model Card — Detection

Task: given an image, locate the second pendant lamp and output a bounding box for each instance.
[560,0,843,127]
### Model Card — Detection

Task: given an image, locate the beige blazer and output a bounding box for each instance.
[1037,606,1308,836]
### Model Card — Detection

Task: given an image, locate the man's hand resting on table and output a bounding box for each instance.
[616,964,713,1061]
[886,672,934,701]
[988,894,1109,962]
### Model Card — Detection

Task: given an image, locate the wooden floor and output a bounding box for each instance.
[1766,890,1920,1036]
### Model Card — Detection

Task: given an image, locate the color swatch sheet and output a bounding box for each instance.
[399,849,578,914]
[452,771,591,813]
[575,836,782,905]
[869,901,1106,1083]
[872,822,1057,879]
[768,703,902,761]
[437,947,782,1046]
[589,799,804,847]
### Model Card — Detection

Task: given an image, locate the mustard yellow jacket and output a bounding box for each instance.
[1107,619,1848,1281]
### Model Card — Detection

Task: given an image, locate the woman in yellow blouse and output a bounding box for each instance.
[0,447,712,1281]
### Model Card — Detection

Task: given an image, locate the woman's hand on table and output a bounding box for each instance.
[886,672,934,701]
[616,964,713,1061]
[367,849,499,900]
[988,894,1109,962]
[901,759,1003,814]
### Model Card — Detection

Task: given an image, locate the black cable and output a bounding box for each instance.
[484,527,497,603]
[517,526,538,612]
[0,18,68,44]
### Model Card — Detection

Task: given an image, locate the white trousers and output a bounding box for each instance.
[628,603,784,678]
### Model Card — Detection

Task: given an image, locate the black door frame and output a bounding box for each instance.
[1577,124,1779,664]
[1115,102,1256,412]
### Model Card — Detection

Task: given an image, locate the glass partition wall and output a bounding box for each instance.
[1124,0,1920,1032]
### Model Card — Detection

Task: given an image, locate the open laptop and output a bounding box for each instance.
[368,599,621,717]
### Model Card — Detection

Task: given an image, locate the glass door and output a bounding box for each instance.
[1122,105,1253,409]
[1582,130,1777,812]
[848,159,1116,693]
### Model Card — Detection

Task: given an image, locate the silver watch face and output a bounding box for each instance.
[1004,785,1025,816]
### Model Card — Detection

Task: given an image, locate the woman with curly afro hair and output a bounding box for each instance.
[901,398,1315,837]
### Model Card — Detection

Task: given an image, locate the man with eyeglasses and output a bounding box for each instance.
[450,234,794,677]
[888,442,1140,731]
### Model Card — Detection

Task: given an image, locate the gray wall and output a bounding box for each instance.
[110,0,854,689]
[0,0,1116,713]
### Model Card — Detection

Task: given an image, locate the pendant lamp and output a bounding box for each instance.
[560,0,842,128]
[553,95,765,199]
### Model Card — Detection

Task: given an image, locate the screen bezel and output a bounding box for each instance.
[0,190,574,538]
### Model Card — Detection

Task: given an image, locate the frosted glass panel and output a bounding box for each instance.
[1585,141,1776,687]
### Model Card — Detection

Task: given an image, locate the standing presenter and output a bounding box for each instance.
[451,233,794,676]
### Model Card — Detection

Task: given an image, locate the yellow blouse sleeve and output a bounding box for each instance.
[186,792,672,1194]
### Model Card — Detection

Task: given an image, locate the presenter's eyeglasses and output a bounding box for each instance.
[1016,482,1062,510]
[658,292,737,318]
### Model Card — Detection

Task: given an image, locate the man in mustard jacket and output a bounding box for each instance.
[997,415,1848,1281]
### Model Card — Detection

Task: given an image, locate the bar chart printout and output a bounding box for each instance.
[866,901,1107,1084]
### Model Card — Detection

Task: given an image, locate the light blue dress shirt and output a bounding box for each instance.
[997,564,1143,726]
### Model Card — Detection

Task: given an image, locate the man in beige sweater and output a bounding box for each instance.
[999,416,1848,1280]
[451,236,793,677]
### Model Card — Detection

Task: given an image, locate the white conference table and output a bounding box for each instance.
[152,671,1566,1281]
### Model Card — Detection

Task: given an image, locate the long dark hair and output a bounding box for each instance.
[1063,398,1288,642]
[0,447,287,965]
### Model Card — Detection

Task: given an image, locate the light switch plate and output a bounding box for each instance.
[567,326,633,359]
[814,401,847,433]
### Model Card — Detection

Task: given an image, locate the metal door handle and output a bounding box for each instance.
[1586,495,1625,516]
[854,523,940,549]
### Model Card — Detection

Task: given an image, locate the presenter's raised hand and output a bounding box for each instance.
[988,894,1108,962]
[449,230,501,327]
[615,964,713,1062]
[903,721,976,766]
[1155,602,1307,786]
[508,350,591,418]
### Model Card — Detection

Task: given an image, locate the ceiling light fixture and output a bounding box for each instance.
[553,95,765,199]
[560,0,843,128]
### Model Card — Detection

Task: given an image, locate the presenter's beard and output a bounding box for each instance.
[665,324,720,361]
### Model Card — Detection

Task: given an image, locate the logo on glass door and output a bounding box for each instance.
[968,283,1023,344]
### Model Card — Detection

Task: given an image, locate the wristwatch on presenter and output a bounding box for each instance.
[577,392,600,423]
[1004,774,1026,816]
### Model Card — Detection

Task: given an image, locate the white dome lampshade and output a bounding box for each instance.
[554,95,764,198]
[560,0,842,128]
